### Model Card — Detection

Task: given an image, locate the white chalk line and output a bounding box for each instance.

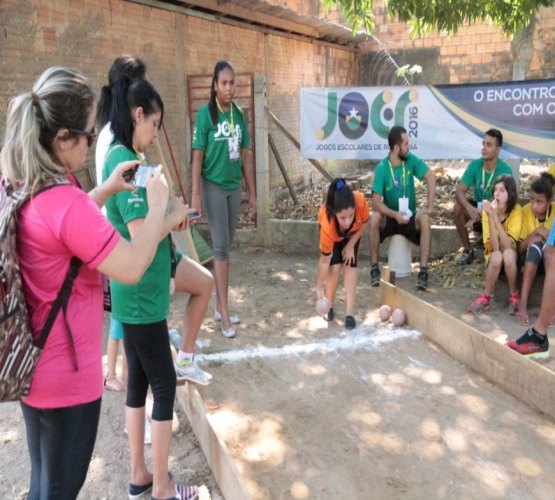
[198,326,421,365]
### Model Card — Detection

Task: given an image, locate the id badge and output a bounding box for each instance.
[228,134,240,163]
[399,197,409,214]
[477,201,484,212]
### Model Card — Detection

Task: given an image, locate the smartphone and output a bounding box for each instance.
[187,210,201,220]
[122,165,138,182]
[133,165,158,188]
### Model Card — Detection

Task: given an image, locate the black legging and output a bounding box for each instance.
[122,320,176,421]
[21,398,101,500]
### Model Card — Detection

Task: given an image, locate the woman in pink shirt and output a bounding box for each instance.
[0,67,175,499]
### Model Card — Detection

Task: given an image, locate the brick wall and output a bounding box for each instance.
[360,3,555,85]
[0,0,357,193]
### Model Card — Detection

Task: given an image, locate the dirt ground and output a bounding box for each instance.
[1,247,554,499]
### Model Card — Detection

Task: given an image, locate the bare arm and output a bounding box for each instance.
[191,149,203,212]
[422,169,436,213]
[241,147,257,218]
[315,253,333,300]
[89,160,139,207]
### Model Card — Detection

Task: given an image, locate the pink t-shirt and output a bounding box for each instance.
[17,183,120,408]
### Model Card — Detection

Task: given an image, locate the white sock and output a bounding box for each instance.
[176,351,194,365]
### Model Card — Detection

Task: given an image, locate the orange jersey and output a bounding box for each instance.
[318,191,370,254]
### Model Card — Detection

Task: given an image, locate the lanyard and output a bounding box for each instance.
[388,159,406,197]
[216,98,235,136]
[481,160,498,199]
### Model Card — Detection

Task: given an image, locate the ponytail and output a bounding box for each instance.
[0,67,94,194]
[325,178,355,220]
[111,77,164,152]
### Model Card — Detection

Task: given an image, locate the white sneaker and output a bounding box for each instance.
[175,359,212,386]
[214,310,240,324]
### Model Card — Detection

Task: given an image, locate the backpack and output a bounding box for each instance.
[0,180,82,402]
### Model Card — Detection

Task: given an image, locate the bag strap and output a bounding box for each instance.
[34,257,83,370]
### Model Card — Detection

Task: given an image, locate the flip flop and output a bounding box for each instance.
[104,375,125,392]
[515,312,529,326]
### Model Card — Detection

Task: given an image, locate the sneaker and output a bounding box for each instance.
[168,328,182,351]
[507,291,520,315]
[175,358,212,386]
[468,293,491,313]
[506,328,549,359]
[345,315,356,330]
[458,248,476,265]
[370,266,381,287]
[325,307,334,322]
[214,310,240,324]
[416,269,428,290]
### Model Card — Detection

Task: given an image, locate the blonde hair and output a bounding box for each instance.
[0,67,94,194]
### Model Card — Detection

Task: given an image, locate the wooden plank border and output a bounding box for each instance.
[379,277,555,419]
[176,384,252,500]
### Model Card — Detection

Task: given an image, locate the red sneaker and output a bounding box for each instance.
[507,291,520,315]
[468,293,491,314]
[506,328,549,359]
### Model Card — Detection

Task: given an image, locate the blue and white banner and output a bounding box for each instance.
[300,80,555,160]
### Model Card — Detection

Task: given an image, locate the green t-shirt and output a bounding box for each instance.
[460,158,513,202]
[372,152,429,213]
[102,142,171,324]
[192,102,251,190]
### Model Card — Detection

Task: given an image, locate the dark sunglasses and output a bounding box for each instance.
[68,127,97,148]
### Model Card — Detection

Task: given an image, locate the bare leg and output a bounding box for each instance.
[483,251,502,296]
[343,264,358,317]
[325,264,341,307]
[533,246,555,335]
[106,337,119,379]
[503,249,519,295]
[453,199,471,250]
[174,257,213,352]
[416,212,431,266]
[150,420,175,499]
[126,406,151,486]
[213,259,232,330]
[518,261,538,318]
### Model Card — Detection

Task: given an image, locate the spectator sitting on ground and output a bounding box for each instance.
[369,125,435,290]
[453,129,513,265]
[515,172,555,325]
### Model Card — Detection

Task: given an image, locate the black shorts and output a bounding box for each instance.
[328,237,361,267]
[380,215,420,245]
[468,199,483,233]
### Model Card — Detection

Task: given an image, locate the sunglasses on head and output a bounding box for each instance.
[68,127,97,148]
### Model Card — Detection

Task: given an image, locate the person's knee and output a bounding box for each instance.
[489,251,502,268]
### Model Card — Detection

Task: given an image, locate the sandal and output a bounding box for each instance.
[152,483,199,500]
[550,315,555,327]
[104,375,125,392]
[515,312,529,326]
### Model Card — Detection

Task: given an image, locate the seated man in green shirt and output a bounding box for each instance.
[453,128,513,265]
[370,126,436,290]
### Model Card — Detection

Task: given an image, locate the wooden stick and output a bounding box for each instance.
[268,132,298,204]
[267,108,333,181]
[154,138,200,263]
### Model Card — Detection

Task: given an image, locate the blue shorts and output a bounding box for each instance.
[109,317,124,341]
[546,220,555,247]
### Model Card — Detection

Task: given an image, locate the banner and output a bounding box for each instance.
[300,79,555,160]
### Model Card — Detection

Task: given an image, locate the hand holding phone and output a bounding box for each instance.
[133,165,159,188]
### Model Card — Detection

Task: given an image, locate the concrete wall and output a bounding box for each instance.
[230,220,460,260]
